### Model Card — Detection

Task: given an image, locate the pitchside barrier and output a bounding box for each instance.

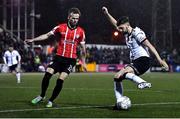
[78,63,180,73]
[1,63,179,73]
[77,63,125,72]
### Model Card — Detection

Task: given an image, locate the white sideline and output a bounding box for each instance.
[0,102,180,113]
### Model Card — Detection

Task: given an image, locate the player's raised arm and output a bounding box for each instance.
[102,6,118,30]
[24,32,53,44]
[142,39,169,71]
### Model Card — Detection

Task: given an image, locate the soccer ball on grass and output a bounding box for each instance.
[116,96,131,110]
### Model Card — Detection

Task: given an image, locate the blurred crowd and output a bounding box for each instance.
[86,46,129,64]
[1,27,180,72]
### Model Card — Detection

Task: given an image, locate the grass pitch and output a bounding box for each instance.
[0,72,180,118]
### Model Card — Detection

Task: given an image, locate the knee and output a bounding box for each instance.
[114,74,123,82]
[114,73,121,79]
[44,71,53,79]
[114,77,124,82]
[46,67,54,74]
[114,72,128,82]
[59,72,68,80]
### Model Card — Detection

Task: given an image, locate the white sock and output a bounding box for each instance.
[16,72,21,83]
[114,81,123,103]
[125,73,146,84]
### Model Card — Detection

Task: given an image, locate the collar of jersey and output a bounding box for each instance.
[67,22,77,30]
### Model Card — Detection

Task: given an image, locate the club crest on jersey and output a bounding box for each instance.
[76,34,80,39]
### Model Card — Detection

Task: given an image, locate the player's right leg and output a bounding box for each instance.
[122,66,151,88]
[137,82,151,89]
[125,72,151,89]
[124,57,152,89]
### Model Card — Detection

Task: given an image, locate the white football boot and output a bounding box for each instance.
[138,82,152,89]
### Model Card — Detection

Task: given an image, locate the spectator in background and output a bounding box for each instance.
[34,55,41,71]
[75,58,81,72]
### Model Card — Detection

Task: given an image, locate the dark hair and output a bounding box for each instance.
[68,7,81,16]
[9,44,14,47]
[117,16,129,26]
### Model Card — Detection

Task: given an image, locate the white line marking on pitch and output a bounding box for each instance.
[0,87,167,93]
[0,102,180,113]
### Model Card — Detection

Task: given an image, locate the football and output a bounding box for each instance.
[116,96,131,110]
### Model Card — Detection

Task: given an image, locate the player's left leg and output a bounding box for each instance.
[15,64,21,83]
[46,72,68,108]
[10,64,20,83]
[113,67,133,110]
[113,67,129,103]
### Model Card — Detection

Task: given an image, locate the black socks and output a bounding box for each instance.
[49,79,64,102]
[40,72,64,102]
[40,72,52,97]
[114,73,128,82]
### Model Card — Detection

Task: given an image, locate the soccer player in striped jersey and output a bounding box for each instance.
[3,44,21,83]
[25,7,86,108]
[102,7,169,110]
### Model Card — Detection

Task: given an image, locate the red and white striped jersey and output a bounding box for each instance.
[50,23,85,59]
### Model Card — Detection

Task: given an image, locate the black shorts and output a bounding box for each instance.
[9,64,18,71]
[48,55,76,74]
[127,57,150,76]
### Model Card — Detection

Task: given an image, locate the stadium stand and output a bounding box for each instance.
[0,25,180,72]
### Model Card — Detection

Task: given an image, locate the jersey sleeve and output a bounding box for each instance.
[50,25,60,35]
[15,51,21,62]
[135,29,147,43]
[3,52,7,64]
[79,29,86,44]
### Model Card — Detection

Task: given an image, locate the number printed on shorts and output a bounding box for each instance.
[67,65,73,72]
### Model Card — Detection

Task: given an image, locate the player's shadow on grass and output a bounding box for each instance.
[95,105,114,111]
[61,102,114,111]
[26,101,116,111]
[25,100,48,107]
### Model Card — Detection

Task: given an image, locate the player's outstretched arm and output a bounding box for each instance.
[142,39,169,71]
[24,32,52,44]
[102,6,118,30]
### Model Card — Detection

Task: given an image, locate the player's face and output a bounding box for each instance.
[117,24,128,34]
[9,47,13,52]
[68,13,80,27]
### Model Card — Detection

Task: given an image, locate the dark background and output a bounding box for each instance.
[35,0,151,45]
[34,0,180,48]
[0,0,179,47]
